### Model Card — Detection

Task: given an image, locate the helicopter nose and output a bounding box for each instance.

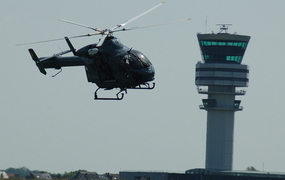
[145,66,155,81]
[132,66,155,82]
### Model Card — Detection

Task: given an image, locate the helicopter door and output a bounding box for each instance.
[96,55,115,82]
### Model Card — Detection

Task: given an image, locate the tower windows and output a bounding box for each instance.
[200,41,248,49]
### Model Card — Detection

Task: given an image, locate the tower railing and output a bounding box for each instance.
[199,104,243,111]
[197,87,246,95]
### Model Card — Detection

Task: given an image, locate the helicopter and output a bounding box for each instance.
[21,2,191,100]
[28,36,155,100]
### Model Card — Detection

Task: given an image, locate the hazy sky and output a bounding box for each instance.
[1,0,285,174]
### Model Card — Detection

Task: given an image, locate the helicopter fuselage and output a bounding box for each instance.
[35,36,155,90]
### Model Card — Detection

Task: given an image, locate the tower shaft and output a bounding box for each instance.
[206,106,235,170]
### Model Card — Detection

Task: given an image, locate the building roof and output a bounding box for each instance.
[73,171,99,180]
[30,172,52,179]
[185,168,285,179]
[197,33,250,41]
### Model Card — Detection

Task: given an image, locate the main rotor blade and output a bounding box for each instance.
[16,33,101,46]
[113,18,192,32]
[16,37,65,46]
[112,2,165,30]
[59,19,102,32]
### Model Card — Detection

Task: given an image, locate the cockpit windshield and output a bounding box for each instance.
[123,50,152,69]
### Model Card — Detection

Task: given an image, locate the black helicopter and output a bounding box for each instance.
[22,2,190,100]
[28,36,155,100]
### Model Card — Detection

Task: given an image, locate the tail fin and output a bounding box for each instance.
[65,37,77,55]
[28,48,47,75]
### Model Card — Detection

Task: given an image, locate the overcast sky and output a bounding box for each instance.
[1,0,285,174]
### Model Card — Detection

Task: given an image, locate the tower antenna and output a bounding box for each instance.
[205,15,208,33]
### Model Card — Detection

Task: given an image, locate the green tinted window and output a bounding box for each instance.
[203,55,210,60]
[200,41,248,49]
[226,56,242,63]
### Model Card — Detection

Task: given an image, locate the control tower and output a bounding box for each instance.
[195,25,250,171]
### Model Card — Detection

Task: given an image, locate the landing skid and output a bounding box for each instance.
[94,82,155,100]
[94,88,126,100]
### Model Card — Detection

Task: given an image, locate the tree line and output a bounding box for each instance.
[1,167,89,179]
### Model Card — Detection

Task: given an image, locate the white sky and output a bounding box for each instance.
[1,0,285,174]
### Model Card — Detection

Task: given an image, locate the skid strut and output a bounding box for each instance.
[130,82,155,89]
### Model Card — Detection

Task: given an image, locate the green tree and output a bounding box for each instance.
[5,167,31,178]
[246,166,258,171]
[50,173,62,179]
[62,170,83,180]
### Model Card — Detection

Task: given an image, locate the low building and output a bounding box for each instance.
[120,172,168,180]
[0,172,8,179]
[73,171,99,180]
[72,171,114,180]
[119,169,285,180]
[27,172,52,179]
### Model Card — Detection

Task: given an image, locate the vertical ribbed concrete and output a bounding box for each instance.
[206,110,235,170]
